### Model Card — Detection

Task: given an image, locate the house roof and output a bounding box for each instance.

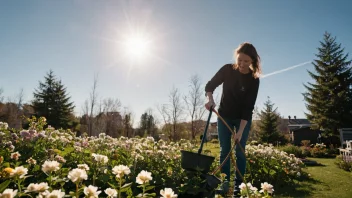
[282,118,311,125]
[289,125,312,131]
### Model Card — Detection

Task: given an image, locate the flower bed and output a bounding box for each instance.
[0,118,289,197]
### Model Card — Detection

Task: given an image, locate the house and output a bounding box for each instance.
[208,122,218,140]
[283,115,321,146]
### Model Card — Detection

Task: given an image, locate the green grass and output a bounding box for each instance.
[202,143,352,197]
[277,158,352,198]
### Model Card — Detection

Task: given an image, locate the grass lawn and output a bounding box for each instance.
[277,158,352,198]
[202,143,352,197]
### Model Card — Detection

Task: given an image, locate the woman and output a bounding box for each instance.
[205,42,261,196]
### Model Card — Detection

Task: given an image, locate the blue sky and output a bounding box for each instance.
[1,0,351,125]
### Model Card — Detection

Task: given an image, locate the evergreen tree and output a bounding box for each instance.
[303,32,352,139]
[258,97,281,144]
[32,70,75,129]
[139,111,157,137]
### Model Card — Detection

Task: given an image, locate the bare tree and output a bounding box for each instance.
[0,88,4,103]
[103,98,122,113]
[82,100,89,116]
[94,99,106,136]
[169,86,183,140]
[16,88,24,128]
[156,103,172,140]
[184,74,206,140]
[102,98,123,137]
[88,74,98,136]
[16,88,24,110]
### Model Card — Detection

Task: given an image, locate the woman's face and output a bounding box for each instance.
[236,53,253,74]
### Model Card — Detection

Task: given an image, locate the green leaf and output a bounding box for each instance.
[84,149,91,154]
[147,193,156,197]
[0,180,11,192]
[33,164,41,171]
[121,182,132,189]
[2,162,10,167]
[108,182,116,188]
[269,169,276,176]
[145,185,155,191]
[263,167,268,174]
[61,146,74,157]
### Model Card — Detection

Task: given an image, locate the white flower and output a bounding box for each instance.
[112,165,131,178]
[0,122,8,130]
[37,182,49,192]
[26,157,37,165]
[99,133,106,139]
[84,185,101,198]
[54,155,66,163]
[92,153,108,164]
[42,160,60,174]
[146,136,154,142]
[136,170,152,184]
[10,152,21,160]
[239,183,247,191]
[44,189,65,198]
[25,183,39,192]
[0,189,17,198]
[259,182,274,194]
[77,164,90,171]
[104,188,117,197]
[68,168,88,183]
[25,183,49,193]
[10,166,28,178]
[135,154,144,161]
[160,188,177,198]
[250,186,258,192]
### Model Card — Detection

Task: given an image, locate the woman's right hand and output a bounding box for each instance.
[205,100,216,111]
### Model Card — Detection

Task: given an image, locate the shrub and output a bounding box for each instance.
[245,144,304,187]
[334,155,352,172]
[280,144,305,158]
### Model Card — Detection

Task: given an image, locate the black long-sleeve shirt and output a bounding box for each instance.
[205,64,260,121]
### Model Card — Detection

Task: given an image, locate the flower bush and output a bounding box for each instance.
[280,143,338,159]
[245,143,304,187]
[0,118,279,197]
[0,118,187,197]
[334,155,352,172]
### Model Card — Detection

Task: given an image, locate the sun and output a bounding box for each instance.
[124,35,150,60]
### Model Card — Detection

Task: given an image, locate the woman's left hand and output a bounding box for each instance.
[234,131,243,143]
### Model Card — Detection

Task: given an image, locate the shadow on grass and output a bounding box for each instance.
[301,158,327,167]
[275,176,323,197]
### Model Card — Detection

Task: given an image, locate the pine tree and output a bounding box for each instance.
[139,111,157,137]
[303,32,352,139]
[32,70,75,129]
[258,97,281,144]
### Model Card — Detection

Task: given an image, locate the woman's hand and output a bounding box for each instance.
[205,100,216,111]
[234,131,243,143]
[234,120,248,143]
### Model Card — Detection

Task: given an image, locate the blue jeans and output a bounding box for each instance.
[217,117,252,190]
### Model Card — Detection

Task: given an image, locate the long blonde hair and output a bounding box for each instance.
[233,42,262,79]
